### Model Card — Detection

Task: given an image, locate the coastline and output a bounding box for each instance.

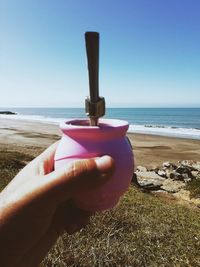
[0,117,200,168]
[1,112,200,140]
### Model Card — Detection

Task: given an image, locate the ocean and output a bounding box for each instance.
[0,108,200,140]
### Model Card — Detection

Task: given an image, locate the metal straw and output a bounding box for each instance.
[85,32,105,126]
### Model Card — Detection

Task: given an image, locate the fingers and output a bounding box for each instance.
[28,141,59,175]
[38,141,59,163]
[39,156,115,205]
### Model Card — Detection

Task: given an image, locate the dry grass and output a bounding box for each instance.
[186,178,200,199]
[43,186,200,267]
[0,148,200,267]
[0,148,34,191]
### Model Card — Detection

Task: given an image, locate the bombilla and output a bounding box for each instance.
[85,31,105,126]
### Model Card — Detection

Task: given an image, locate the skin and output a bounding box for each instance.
[0,142,114,267]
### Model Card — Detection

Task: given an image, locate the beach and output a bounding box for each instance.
[1,117,200,169]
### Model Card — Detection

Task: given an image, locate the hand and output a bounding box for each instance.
[0,142,114,267]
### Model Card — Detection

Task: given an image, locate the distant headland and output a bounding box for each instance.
[0,111,17,115]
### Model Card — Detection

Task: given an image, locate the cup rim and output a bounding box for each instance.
[60,118,129,130]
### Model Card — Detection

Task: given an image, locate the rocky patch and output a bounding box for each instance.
[132,160,200,207]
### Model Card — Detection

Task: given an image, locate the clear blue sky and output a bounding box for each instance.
[1,0,200,107]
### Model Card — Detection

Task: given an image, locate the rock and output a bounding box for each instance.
[162,162,177,179]
[192,162,200,171]
[161,179,185,193]
[181,160,193,166]
[169,171,192,182]
[136,171,165,181]
[131,173,140,187]
[0,111,16,115]
[157,170,167,178]
[149,167,159,172]
[140,184,162,192]
[180,160,198,171]
[165,169,174,178]
[176,166,186,174]
[176,166,193,177]
[162,161,177,169]
[191,171,199,178]
[163,161,171,168]
[136,166,147,172]
[196,173,200,180]
[169,171,182,180]
[182,165,197,172]
[181,173,192,183]
[136,171,165,187]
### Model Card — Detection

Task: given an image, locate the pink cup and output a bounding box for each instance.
[54,118,134,212]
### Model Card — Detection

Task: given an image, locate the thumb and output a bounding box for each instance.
[42,156,115,204]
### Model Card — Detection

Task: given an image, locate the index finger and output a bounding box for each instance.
[28,141,60,173]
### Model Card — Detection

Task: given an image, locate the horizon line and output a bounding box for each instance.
[1,106,200,109]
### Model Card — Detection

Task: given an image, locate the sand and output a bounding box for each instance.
[128,133,200,168]
[0,117,200,168]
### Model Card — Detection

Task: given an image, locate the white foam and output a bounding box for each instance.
[128,124,200,140]
[1,114,200,140]
[0,114,61,124]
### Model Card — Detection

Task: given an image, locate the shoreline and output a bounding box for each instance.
[1,115,200,140]
[0,117,200,168]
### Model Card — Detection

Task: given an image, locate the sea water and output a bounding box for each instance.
[0,108,200,140]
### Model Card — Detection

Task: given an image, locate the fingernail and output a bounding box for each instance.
[95,156,114,175]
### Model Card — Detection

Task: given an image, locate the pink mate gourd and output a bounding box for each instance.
[54,118,134,212]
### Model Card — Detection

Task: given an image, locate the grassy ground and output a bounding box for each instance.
[43,186,200,267]
[0,148,34,191]
[186,178,200,199]
[1,148,200,267]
